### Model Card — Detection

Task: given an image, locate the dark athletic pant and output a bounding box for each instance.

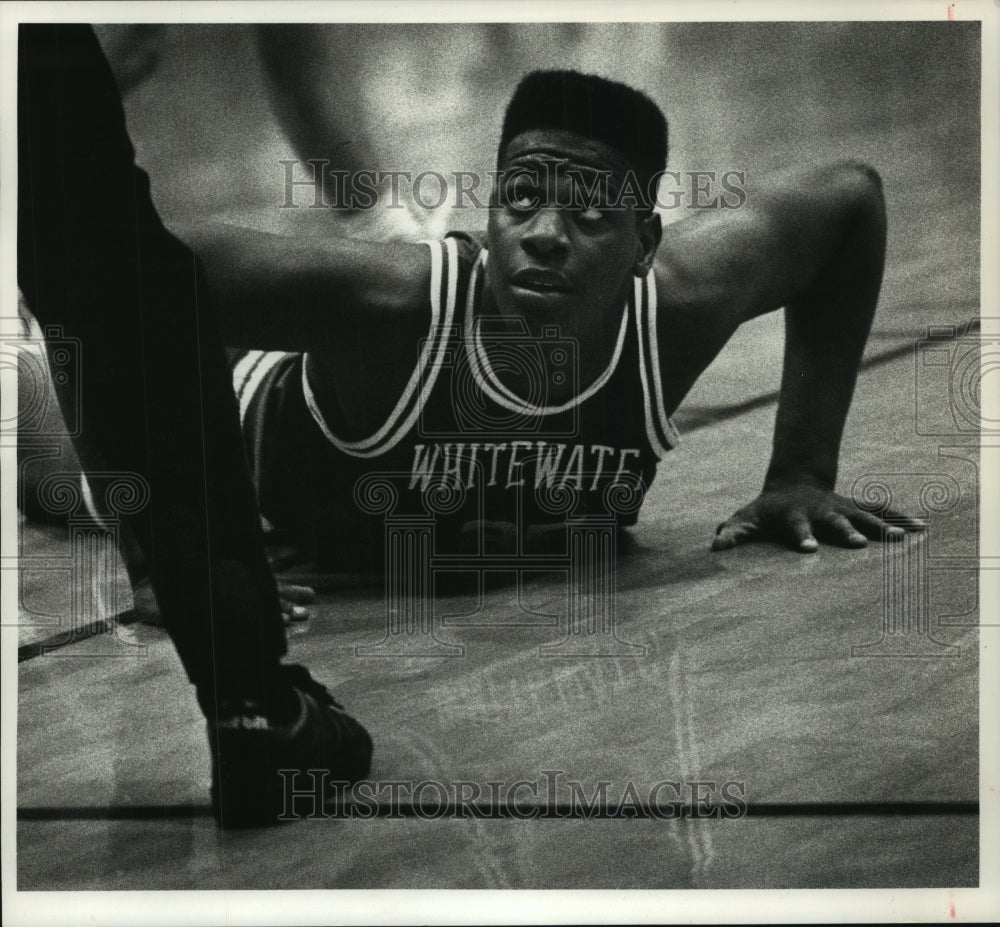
[17,24,286,706]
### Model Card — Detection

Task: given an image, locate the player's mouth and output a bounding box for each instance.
[509,268,573,304]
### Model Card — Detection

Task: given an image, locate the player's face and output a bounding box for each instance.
[486,129,661,361]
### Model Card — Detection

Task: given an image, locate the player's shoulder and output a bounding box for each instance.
[385,230,485,319]
[354,230,483,320]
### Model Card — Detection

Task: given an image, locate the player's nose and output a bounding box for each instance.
[521,207,570,258]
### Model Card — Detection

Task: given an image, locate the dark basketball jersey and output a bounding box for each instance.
[233,232,679,571]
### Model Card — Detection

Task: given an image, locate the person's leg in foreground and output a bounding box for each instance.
[17,23,371,827]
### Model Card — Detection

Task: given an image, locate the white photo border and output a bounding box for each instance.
[2,1,997,924]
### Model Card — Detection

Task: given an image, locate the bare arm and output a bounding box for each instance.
[254,26,375,196]
[654,160,920,550]
[174,220,430,351]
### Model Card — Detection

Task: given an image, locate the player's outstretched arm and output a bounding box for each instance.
[651,160,923,552]
[172,221,431,351]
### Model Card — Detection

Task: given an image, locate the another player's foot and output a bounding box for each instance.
[208,664,373,829]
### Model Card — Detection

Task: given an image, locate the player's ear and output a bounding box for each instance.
[633,211,662,278]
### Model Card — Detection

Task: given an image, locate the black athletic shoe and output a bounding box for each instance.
[208,664,373,828]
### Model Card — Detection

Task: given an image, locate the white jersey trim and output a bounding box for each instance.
[644,273,681,450]
[232,349,263,399]
[237,350,289,426]
[301,236,458,459]
[634,278,667,458]
[634,273,679,459]
[465,250,629,416]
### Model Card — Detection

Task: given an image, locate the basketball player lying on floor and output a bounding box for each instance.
[181,70,921,576]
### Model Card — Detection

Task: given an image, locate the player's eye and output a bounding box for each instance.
[504,176,541,212]
[575,205,605,224]
[564,185,609,224]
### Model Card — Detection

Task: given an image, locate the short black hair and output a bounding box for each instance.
[498,70,668,195]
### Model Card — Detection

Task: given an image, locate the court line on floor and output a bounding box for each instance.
[17,610,140,663]
[15,800,979,822]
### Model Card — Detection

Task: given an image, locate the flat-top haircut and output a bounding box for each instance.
[498,70,669,192]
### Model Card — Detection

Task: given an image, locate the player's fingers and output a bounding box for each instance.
[280,598,311,622]
[784,512,818,553]
[711,520,755,551]
[883,508,928,532]
[817,512,868,547]
[848,509,907,542]
[277,582,316,603]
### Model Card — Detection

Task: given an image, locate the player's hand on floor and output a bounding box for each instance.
[711,483,926,553]
[278,581,315,624]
